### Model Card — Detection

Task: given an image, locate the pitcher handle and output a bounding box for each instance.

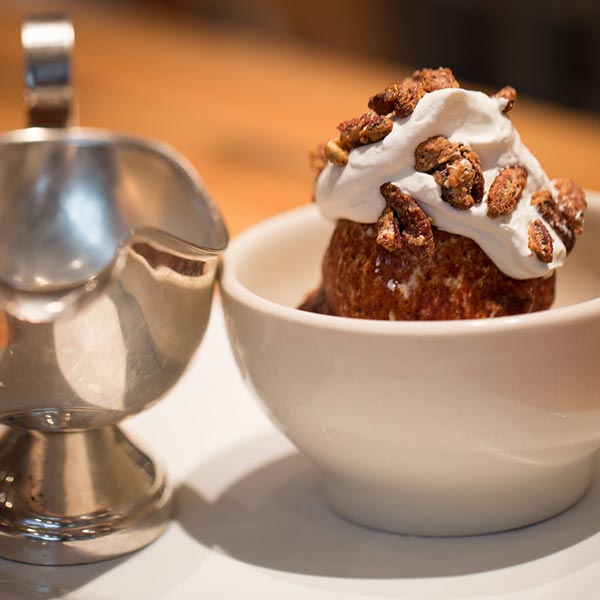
[21,15,75,128]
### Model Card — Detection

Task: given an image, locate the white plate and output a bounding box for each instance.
[1,301,600,600]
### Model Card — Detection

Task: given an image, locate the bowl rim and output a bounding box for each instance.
[220,195,600,338]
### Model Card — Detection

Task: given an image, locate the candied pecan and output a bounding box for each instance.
[528,219,554,263]
[368,68,459,119]
[380,183,434,258]
[338,112,393,150]
[487,165,528,218]
[435,157,484,210]
[368,82,404,115]
[435,164,473,210]
[368,80,424,118]
[530,189,554,215]
[376,206,401,252]
[530,189,568,247]
[494,86,517,113]
[553,178,586,237]
[531,182,586,254]
[308,143,327,174]
[323,138,348,167]
[460,146,485,202]
[413,67,460,92]
[368,79,423,118]
[393,80,424,118]
[414,136,461,172]
[415,136,484,210]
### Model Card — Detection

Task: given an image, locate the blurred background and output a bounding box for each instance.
[151,0,600,112]
[0,0,598,234]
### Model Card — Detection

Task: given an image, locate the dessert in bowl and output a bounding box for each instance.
[221,69,599,535]
[304,68,585,320]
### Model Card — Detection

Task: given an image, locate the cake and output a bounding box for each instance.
[301,68,586,320]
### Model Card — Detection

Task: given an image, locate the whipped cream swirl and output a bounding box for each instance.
[315,88,566,280]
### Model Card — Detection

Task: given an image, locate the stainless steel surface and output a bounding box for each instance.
[0,16,228,564]
[0,128,226,563]
[0,128,227,425]
[0,426,171,565]
[22,15,74,128]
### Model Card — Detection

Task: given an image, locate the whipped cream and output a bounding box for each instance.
[315,88,566,280]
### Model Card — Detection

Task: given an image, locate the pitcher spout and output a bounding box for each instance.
[0,128,228,322]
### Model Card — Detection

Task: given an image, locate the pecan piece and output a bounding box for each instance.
[487,165,528,218]
[368,68,459,119]
[530,189,570,249]
[530,190,554,216]
[434,163,474,210]
[413,67,460,92]
[531,181,586,254]
[338,113,393,150]
[494,86,517,113]
[380,183,434,258]
[553,178,586,237]
[376,206,402,252]
[393,80,425,118]
[528,219,554,263]
[308,143,327,174]
[323,138,348,167]
[415,136,484,210]
[414,136,461,172]
[368,82,403,115]
[368,79,423,118]
[461,146,485,202]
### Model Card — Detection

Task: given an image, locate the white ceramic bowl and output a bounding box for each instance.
[220,194,600,536]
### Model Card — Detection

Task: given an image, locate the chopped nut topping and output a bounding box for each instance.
[554,178,586,237]
[413,67,460,93]
[435,160,482,210]
[530,190,568,248]
[393,80,425,118]
[415,135,484,210]
[494,86,517,113]
[414,135,461,172]
[308,143,327,174]
[487,165,528,218]
[322,68,461,168]
[368,82,404,116]
[378,183,435,258]
[338,112,393,150]
[320,113,394,169]
[309,68,587,278]
[530,189,553,210]
[376,206,402,252]
[528,219,554,263]
[323,138,348,167]
[531,180,586,254]
[368,68,459,119]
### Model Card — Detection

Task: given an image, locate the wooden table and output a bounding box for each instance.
[0,1,599,236]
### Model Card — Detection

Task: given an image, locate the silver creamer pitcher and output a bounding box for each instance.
[0,16,228,564]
